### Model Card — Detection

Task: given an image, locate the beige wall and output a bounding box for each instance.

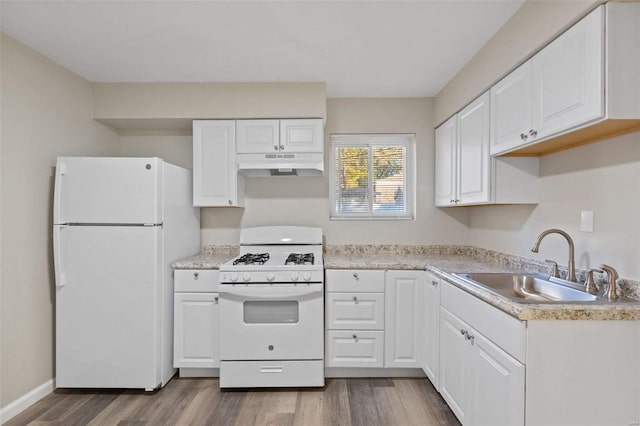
[93,82,327,131]
[432,0,640,281]
[468,132,640,280]
[0,34,119,407]
[119,98,471,246]
[434,0,599,125]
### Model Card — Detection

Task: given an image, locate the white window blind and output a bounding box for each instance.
[330,134,415,220]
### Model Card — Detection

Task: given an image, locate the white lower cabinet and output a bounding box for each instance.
[173,269,220,375]
[422,272,440,388]
[326,330,384,368]
[385,270,424,368]
[325,269,426,370]
[439,307,524,426]
[325,269,385,368]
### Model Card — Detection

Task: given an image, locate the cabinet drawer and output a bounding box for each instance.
[326,292,384,330]
[220,360,324,388]
[441,280,525,362]
[326,331,384,368]
[174,269,219,292]
[325,269,385,292]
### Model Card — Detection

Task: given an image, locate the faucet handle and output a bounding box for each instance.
[545,260,560,278]
[584,268,602,294]
[599,264,619,300]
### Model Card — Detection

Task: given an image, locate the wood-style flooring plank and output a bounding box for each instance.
[291,389,325,426]
[175,379,221,425]
[321,379,351,426]
[209,389,246,426]
[87,391,151,426]
[55,391,121,426]
[6,377,460,426]
[347,379,381,426]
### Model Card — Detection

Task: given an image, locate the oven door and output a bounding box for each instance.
[218,283,323,361]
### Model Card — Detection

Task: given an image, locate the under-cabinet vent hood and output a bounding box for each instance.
[236,153,324,177]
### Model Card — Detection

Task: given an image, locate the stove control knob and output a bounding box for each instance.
[230,273,239,282]
[291,272,300,282]
[303,272,312,282]
[266,273,275,282]
[242,272,251,282]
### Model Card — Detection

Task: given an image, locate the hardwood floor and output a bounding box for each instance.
[7,377,460,426]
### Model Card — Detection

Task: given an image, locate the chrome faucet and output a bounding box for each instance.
[531,229,577,282]
[599,264,619,300]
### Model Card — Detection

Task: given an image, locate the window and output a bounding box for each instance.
[330,134,415,219]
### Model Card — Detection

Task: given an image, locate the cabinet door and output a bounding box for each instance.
[434,115,457,207]
[174,292,219,368]
[326,330,384,368]
[457,91,491,205]
[439,307,470,425]
[193,120,242,207]
[385,271,424,368]
[326,292,385,330]
[532,6,603,140]
[490,61,532,155]
[423,273,440,389]
[280,119,324,152]
[471,330,524,426]
[236,120,280,154]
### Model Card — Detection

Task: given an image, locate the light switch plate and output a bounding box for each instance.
[580,210,594,232]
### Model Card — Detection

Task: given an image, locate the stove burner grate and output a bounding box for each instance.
[285,253,315,265]
[233,253,270,265]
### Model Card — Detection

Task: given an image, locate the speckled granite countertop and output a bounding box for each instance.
[173,244,640,320]
[172,245,238,269]
[324,245,640,321]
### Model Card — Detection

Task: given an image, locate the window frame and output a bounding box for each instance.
[329,134,415,220]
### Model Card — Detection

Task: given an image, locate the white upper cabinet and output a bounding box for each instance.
[236,120,280,154]
[531,6,604,140]
[490,61,533,155]
[434,115,457,206]
[436,92,535,208]
[489,4,640,156]
[280,119,324,152]
[193,120,245,207]
[491,8,603,157]
[235,118,324,153]
[457,92,491,205]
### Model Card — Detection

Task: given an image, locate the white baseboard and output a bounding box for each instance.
[179,368,219,378]
[325,367,426,378]
[0,379,54,425]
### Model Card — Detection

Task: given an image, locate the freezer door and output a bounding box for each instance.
[54,157,162,225]
[55,225,162,389]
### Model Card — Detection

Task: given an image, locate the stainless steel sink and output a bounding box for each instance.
[453,273,598,303]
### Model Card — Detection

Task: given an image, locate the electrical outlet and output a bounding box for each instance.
[580,210,594,232]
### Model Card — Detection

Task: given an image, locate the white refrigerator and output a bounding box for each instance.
[53,157,200,390]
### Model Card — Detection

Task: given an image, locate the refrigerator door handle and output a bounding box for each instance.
[53,226,66,287]
[53,161,67,224]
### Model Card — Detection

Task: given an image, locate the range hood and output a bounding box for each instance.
[236,153,324,177]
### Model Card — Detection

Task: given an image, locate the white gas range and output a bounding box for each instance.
[218,226,324,388]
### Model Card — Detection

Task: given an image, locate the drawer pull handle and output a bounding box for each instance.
[460,329,467,336]
[353,273,359,280]
[194,272,199,280]
[353,296,358,302]
[352,334,358,339]
[214,296,219,303]
[431,280,438,287]
[260,366,284,374]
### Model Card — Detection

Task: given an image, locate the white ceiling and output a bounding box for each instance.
[0,0,525,97]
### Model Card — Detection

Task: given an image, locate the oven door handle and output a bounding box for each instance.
[219,287,322,300]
